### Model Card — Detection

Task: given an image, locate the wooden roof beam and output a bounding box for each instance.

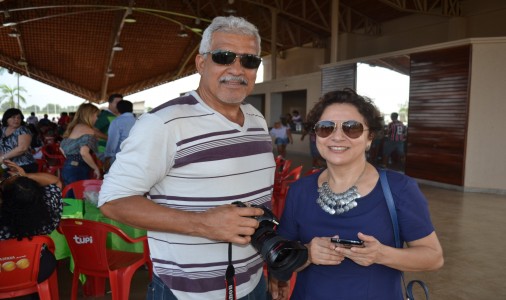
[379,0,462,17]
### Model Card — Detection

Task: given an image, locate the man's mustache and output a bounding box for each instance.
[219,76,248,85]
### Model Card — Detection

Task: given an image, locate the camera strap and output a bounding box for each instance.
[225,242,237,300]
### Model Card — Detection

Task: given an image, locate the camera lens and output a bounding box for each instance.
[250,213,308,281]
[232,201,308,281]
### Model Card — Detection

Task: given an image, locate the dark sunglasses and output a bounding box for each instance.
[314,120,368,139]
[203,50,262,69]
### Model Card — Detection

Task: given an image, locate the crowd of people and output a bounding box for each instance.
[0,15,442,300]
[0,94,136,297]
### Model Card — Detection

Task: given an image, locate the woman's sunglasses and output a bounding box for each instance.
[202,50,262,69]
[314,120,368,139]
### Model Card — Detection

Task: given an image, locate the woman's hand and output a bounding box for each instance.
[306,237,345,266]
[4,159,61,188]
[4,159,26,176]
[334,232,383,266]
[93,167,101,179]
[335,232,444,272]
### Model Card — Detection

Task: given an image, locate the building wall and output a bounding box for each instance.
[253,72,321,154]
[335,0,506,63]
[466,40,506,193]
[253,0,506,193]
[262,47,326,81]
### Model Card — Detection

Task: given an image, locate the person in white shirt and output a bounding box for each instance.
[99,16,276,300]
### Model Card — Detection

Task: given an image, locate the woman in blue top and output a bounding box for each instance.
[270,89,443,300]
[60,103,101,186]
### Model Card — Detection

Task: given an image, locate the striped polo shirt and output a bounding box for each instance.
[99,91,275,299]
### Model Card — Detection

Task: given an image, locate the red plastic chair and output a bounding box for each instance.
[273,157,293,201]
[272,165,303,218]
[58,219,152,300]
[41,143,65,177]
[0,236,59,299]
[62,179,103,199]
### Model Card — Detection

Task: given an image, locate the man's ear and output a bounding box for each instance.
[195,54,205,75]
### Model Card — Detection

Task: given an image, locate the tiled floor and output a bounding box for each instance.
[36,152,506,299]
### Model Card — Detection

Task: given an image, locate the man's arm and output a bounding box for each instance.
[100,196,264,245]
[98,113,265,244]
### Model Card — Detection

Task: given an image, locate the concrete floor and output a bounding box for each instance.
[26,152,506,299]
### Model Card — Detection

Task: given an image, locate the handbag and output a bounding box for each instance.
[379,169,430,300]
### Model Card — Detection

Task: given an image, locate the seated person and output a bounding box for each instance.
[0,160,63,283]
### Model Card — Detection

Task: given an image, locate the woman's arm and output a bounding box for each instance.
[2,134,32,160]
[3,159,62,189]
[93,127,108,140]
[335,231,444,272]
[80,145,100,178]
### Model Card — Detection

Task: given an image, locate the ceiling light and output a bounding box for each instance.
[2,10,16,26]
[112,43,123,51]
[124,15,136,23]
[177,25,188,38]
[124,7,136,23]
[223,7,236,14]
[17,59,28,66]
[3,10,16,27]
[8,29,20,38]
[3,21,16,26]
[224,0,236,14]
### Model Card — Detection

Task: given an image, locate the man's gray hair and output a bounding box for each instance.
[199,16,261,55]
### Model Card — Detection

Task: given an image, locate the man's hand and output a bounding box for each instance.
[198,204,265,244]
[269,277,290,300]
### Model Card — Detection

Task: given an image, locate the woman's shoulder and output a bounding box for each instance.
[14,125,31,135]
[73,123,95,133]
[290,169,322,189]
[382,169,415,185]
[62,133,95,144]
[378,168,421,197]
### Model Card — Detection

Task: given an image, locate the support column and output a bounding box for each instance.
[270,8,278,80]
[330,0,339,63]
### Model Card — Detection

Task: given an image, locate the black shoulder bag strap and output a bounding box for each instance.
[379,169,430,300]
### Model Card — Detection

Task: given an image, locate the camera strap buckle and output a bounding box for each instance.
[225,242,237,300]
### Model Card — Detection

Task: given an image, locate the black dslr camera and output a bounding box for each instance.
[233,201,308,281]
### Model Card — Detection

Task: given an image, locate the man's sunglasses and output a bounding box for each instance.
[314,120,368,139]
[202,50,262,69]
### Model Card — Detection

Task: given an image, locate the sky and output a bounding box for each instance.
[356,63,409,119]
[0,63,409,117]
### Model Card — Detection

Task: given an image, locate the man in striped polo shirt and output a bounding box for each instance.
[99,16,276,300]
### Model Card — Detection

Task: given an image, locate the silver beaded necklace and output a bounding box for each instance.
[316,164,367,215]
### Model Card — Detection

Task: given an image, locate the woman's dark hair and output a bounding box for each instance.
[2,108,25,127]
[305,88,384,139]
[0,176,49,240]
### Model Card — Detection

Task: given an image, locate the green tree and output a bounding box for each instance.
[23,104,42,114]
[41,103,63,115]
[0,83,27,108]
